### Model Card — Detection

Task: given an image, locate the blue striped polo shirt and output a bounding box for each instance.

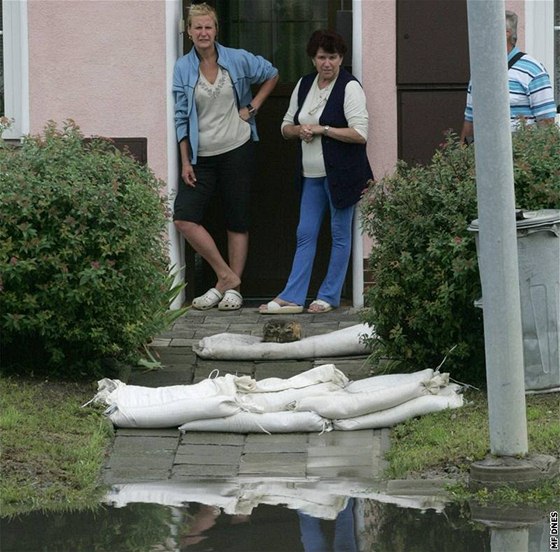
[464,46,556,130]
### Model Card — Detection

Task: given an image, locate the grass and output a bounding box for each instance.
[0,376,114,516]
[385,389,560,505]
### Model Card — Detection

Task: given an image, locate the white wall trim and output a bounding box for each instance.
[166,0,185,309]
[352,0,365,309]
[525,0,554,80]
[2,0,29,139]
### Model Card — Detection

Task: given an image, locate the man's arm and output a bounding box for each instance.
[460,120,474,144]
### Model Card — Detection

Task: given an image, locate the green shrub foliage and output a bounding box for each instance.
[361,124,560,385]
[0,121,176,376]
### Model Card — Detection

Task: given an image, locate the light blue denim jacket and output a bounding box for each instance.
[173,43,278,164]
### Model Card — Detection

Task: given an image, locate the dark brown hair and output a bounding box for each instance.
[306,29,348,58]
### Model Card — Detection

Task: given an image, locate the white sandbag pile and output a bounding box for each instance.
[193,323,372,360]
[90,365,464,432]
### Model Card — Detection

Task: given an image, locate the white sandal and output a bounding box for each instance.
[259,300,304,314]
[307,299,333,313]
[218,290,243,311]
[191,288,223,310]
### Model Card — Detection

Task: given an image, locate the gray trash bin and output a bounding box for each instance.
[468,209,560,392]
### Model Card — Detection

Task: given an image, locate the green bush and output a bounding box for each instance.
[361,124,560,386]
[0,121,182,377]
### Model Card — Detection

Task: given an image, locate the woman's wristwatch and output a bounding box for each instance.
[247,104,258,117]
[323,125,330,135]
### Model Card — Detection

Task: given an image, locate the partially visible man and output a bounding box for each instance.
[460,10,556,144]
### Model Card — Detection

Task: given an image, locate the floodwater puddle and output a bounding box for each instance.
[1,477,553,551]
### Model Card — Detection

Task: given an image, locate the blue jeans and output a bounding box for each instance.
[298,498,358,552]
[279,177,354,307]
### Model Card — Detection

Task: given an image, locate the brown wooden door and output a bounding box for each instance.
[397,0,470,164]
[183,0,354,301]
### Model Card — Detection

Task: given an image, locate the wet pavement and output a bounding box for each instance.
[103,306,395,487]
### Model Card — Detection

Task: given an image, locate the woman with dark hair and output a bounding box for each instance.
[260,30,372,314]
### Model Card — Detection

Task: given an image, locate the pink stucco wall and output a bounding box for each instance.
[361,0,398,180]
[27,0,168,181]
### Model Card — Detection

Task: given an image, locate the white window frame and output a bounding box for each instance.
[2,0,29,139]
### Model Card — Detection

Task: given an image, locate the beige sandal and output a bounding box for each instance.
[218,290,243,311]
[191,288,223,310]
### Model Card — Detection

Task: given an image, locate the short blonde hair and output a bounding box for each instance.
[188,2,218,33]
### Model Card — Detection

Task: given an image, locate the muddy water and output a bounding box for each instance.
[1,494,553,551]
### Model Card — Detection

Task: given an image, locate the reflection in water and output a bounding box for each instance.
[0,480,552,551]
[298,498,358,552]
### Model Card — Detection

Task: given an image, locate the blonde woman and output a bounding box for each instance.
[173,3,278,310]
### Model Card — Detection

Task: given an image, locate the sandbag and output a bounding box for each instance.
[333,386,464,431]
[179,411,330,434]
[193,323,373,360]
[92,374,239,429]
[345,369,435,393]
[293,380,431,419]
[238,382,343,413]
[235,364,348,393]
[107,395,240,429]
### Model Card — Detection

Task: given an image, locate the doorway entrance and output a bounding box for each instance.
[181,0,354,302]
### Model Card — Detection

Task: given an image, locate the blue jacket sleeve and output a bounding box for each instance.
[173,61,190,143]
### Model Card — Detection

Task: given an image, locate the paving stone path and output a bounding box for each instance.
[102,307,391,488]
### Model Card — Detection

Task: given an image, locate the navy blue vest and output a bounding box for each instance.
[294,68,373,208]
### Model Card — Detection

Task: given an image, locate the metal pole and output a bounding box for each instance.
[466,0,528,456]
[352,0,365,308]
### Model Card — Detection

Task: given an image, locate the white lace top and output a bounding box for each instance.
[195,67,251,156]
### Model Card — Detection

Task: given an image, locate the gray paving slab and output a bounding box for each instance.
[172,464,239,478]
[116,428,180,437]
[239,460,307,477]
[175,444,243,460]
[196,360,255,373]
[107,454,175,470]
[243,441,308,454]
[156,329,196,339]
[240,452,307,465]
[181,432,246,445]
[153,346,197,360]
[111,436,178,453]
[226,323,262,333]
[104,469,171,484]
[175,454,242,466]
[170,338,199,347]
[308,430,373,447]
[307,446,373,458]
[307,455,373,469]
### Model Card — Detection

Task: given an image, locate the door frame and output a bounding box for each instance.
[166,0,185,309]
[167,0,366,308]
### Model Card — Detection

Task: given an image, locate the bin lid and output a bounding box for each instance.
[468,209,560,231]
